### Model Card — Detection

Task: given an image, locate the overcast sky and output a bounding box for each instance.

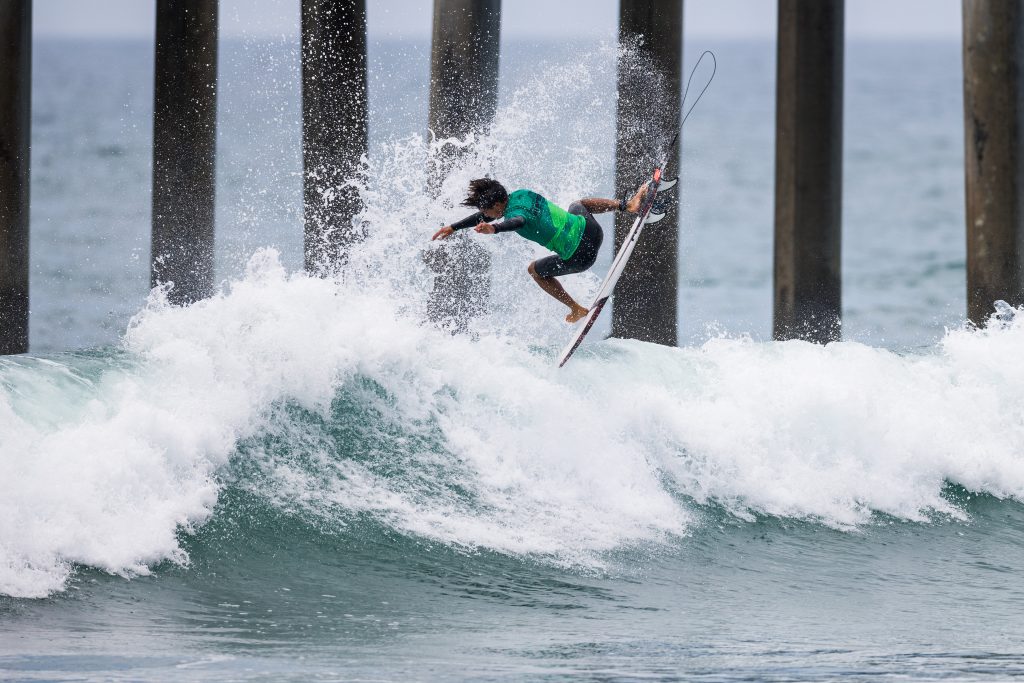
[33,0,961,41]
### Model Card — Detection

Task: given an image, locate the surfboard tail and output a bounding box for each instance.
[557,172,660,368]
[556,51,716,368]
[558,297,609,367]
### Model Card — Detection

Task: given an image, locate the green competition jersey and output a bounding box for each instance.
[503,189,586,260]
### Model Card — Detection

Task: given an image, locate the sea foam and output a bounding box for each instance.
[4,248,1024,599]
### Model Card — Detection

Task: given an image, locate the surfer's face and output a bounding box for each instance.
[480,200,506,219]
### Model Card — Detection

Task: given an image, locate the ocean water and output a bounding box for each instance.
[3,36,1024,682]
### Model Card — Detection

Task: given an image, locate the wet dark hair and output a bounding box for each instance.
[461,178,508,210]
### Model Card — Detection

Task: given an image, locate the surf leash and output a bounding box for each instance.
[643,50,717,224]
[660,50,717,177]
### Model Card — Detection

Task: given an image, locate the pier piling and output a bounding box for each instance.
[0,0,31,354]
[612,0,683,346]
[427,0,502,181]
[424,0,501,330]
[773,0,844,344]
[151,0,219,306]
[301,0,368,274]
[962,1,1024,325]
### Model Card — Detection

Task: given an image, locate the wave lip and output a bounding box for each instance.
[0,250,685,599]
[0,253,354,599]
[644,306,1024,527]
[0,353,219,599]
[6,252,1024,599]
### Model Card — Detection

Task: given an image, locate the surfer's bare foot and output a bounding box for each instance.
[566,306,589,323]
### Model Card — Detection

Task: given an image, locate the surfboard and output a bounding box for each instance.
[554,51,715,368]
[556,169,676,367]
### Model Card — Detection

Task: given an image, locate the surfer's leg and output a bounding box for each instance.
[578,198,619,213]
[531,206,603,323]
[566,204,604,268]
[578,183,649,214]
[528,261,589,323]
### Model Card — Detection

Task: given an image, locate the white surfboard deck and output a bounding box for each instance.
[557,172,674,367]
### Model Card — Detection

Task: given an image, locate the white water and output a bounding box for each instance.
[3,45,1024,600]
[4,246,1024,599]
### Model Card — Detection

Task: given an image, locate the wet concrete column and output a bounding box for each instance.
[0,1,31,354]
[301,0,368,274]
[612,0,682,347]
[151,0,218,305]
[425,0,501,331]
[427,0,501,179]
[773,0,844,343]
[963,1,1024,325]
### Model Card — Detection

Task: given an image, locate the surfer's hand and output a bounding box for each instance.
[432,226,454,240]
[626,182,649,213]
[474,222,495,235]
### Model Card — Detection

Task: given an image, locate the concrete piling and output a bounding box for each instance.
[611,0,683,346]
[773,0,844,344]
[427,0,502,180]
[962,0,1024,325]
[425,0,501,331]
[151,0,219,305]
[0,0,31,354]
[301,0,368,274]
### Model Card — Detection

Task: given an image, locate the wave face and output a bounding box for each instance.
[3,45,1024,600]
[4,255,1024,599]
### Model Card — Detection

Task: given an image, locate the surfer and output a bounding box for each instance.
[432,178,648,323]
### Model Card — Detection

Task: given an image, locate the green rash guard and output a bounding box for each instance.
[502,189,586,260]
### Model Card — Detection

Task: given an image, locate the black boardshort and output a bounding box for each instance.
[532,202,604,279]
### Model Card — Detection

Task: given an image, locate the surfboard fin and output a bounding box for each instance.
[646,195,673,222]
[657,177,678,193]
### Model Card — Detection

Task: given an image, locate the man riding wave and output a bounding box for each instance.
[432,178,647,323]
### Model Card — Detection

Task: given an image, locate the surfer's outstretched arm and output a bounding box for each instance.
[579,198,621,213]
[432,211,484,240]
[433,210,525,240]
